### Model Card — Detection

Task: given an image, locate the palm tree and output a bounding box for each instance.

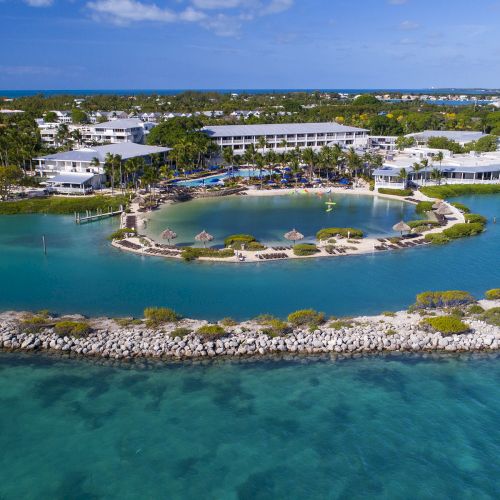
[434,151,444,166]
[254,152,266,188]
[411,161,423,185]
[430,167,443,185]
[90,157,102,189]
[301,147,317,181]
[257,136,268,154]
[243,144,257,172]
[345,147,362,182]
[279,139,288,153]
[104,153,115,194]
[398,167,408,188]
[222,147,235,176]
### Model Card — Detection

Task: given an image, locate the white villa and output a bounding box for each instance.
[374,149,500,189]
[37,118,156,147]
[406,130,487,146]
[203,122,369,153]
[34,143,170,194]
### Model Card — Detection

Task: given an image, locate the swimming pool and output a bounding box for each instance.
[175,168,273,187]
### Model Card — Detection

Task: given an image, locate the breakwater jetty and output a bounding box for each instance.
[1,305,498,362]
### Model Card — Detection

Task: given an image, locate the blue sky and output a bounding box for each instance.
[1,0,500,89]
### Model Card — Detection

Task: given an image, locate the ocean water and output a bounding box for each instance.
[144,193,419,245]
[2,88,499,98]
[0,194,498,319]
[0,352,499,499]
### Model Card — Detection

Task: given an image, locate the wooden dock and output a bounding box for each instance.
[75,205,124,224]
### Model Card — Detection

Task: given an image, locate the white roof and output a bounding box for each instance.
[406,130,486,143]
[36,143,170,163]
[93,118,146,129]
[203,122,367,138]
[46,173,95,184]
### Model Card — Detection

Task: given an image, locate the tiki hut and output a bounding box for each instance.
[392,221,411,236]
[161,228,177,245]
[284,229,304,246]
[195,230,214,248]
[432,201,444,209]
[435,204,453,216]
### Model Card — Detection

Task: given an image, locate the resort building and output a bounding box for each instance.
[34,143,170,194]
[83,119,155,145]
[367,135,397,151]
[374,149,500,189]
[406,130,487,146]
[37,119,156,147]
[203,122,369,153]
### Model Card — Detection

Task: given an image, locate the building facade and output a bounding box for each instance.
[203,122,369,153]
[35,143,171,193]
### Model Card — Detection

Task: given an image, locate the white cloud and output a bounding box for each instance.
[399,20,419,30]
[87,0,205,24]
[86,0,294,35]
[24,0,53,6]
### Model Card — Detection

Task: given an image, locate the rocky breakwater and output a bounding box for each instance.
[0,308,499,361]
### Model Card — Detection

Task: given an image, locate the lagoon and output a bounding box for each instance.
[0,195,498,320]
[144,193,418,246]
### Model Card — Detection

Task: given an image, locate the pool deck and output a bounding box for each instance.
[111,186,466,263]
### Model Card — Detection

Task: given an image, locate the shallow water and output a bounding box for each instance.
[0,352,499,499]
[0,194,498,319]
[144,192,418,245]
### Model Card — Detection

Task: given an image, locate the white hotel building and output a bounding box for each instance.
[202,122,368,153]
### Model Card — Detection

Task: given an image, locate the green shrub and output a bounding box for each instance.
[388,237,402,244]
[170,327,192,338]
[54,321,91,338]
[0,195,128,215]
[414,290,475,309]
[316,227,363,240]
[451,202,470,213]
[246,241,266,251]
[415,201,434,214]
[407,220,441,229]
[20,314,53,333]
[464,213,487,224]
[468,304,485,315]
[196,325,226,338]
[224,234,256,247]
[382,311,396,317]
[424,232,450,245]
[293,243,319,256]
[485,289,500,300]
[421,316,470,335]
[262,319,292,337]
[420,184,500,199]
[114,317,143,327]
[108,227,136,240]
[144,307,180,326]
[443,222,485,239]
[378,188,413,196]
[329,319,354,330]
[254,314,279,324]
[181,247,234,261]
[412,225,432,234]
[288,309,325,327]
[220,317,237,326]
[480,307,500,327]
[386,329,397,336]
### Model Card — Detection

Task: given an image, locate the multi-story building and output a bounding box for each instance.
[203,122,369,153]
[406,130,487,147]
[34,143,170,194]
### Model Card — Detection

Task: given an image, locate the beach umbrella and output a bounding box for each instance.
[435,204,453,216]
[284,229,304,246]
[393,221,411,236]
[161,228,177,245]
[195,230,214,248]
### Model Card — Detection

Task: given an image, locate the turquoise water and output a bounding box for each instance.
[144,193,418,245]
[176,168,271,187]
[0,195,498,319]
[1,352,500,499]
